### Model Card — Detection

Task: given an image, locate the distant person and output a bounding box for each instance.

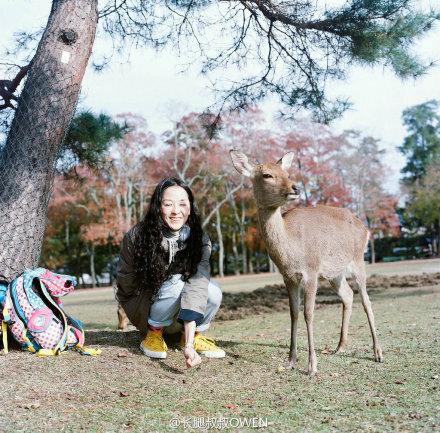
[115,177,225,367]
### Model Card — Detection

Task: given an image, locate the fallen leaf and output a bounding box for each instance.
[222,403,237,409]
[123,421,134,426]
[248,336,255,341]
[117,351,129,358]
[321,329,328,334]
[329,372,339,377]
[278,366,286,372]
[258,312,264,315]
[18,402,40,409]
[395,381,407,385]
[321,349,330,355]
[258,333,264,337]
[119,392,130,397]
[345,392,357,396]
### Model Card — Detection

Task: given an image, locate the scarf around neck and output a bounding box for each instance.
[162,225,190,264]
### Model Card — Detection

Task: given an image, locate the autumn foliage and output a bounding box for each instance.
[41,109,400,284]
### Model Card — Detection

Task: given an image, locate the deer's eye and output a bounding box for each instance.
[263,173,273,179]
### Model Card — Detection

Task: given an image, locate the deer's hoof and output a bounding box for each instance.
[374,347,383,363]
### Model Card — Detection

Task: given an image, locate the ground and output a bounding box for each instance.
[0,259,439,432]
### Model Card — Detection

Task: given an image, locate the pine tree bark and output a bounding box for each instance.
[0,0,98,280]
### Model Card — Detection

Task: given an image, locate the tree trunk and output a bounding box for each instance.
[89,242,96,288]
[240,197,248,274]
[248,253,253,274]
[370,236,376,264]
[215,208,224,278]
[432,224,438,256]
[255,251,260,273]
[231,229,240,275]
[269,257,278,273]
[108,237,114,286]
[0,0,98,280]
[438,219,440,257]
[76,242,83,288]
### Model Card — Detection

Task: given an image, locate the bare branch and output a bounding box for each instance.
[202,179,244,228]
[0,63,31,111]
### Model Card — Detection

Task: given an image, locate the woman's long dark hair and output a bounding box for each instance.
[133,177,203,299]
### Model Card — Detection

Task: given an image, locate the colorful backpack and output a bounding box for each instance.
[0,268,100,356]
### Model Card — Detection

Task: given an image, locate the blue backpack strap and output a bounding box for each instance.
[0,275,9,305]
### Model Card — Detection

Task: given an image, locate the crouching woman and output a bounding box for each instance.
[115,177,225,367]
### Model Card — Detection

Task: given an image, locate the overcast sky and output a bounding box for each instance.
[1,0,440,194]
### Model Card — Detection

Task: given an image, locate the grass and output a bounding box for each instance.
[1,263,439,432]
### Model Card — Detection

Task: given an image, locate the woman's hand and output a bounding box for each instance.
[183,320,201,368]
[184,344,202,368]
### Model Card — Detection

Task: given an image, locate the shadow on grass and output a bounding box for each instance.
[85,328,140,353]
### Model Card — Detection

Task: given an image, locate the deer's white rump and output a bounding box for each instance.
[230,150,383,376]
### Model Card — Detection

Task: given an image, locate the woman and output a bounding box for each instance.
[115,177,225,368]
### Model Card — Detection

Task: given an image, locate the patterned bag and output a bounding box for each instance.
[1,268,100,356]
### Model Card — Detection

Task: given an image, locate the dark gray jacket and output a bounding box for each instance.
[116,225,211,335]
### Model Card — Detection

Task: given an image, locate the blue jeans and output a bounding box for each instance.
[148,274,222,332]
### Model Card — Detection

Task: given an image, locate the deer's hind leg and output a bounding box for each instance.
[117,302,129,330]
[330,275,353,354]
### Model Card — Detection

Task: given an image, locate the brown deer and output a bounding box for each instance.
[230,150,383,376]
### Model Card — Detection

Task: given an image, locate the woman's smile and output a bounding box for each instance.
[161,185,191,231]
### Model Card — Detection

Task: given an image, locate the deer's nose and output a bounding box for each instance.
[292,185,301,195]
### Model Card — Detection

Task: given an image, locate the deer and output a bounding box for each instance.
[230,150,383,376]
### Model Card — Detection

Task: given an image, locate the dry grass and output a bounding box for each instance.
[0,266,439,432]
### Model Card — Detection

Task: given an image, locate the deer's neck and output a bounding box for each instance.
[257,206,289,266]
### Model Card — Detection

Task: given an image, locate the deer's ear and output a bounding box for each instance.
[230,150,255,177]
[277,152,295,172]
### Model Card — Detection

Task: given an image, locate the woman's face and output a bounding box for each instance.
[161,185,191,231]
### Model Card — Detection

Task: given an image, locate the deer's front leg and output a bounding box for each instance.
[117,302,128,330]
[286,283,300,369]
[303,276,318,376]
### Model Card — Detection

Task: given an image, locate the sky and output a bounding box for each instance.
[1,0,440,194]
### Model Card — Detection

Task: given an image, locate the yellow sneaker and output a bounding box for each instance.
[181,332,226,359]
[140,329,167,359]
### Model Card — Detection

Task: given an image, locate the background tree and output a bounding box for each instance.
[2,1,438,279]
[399,99,440,184]
[58,111,126,174]
[403,160,440,255]
[335,131,400,262]
[398,100,440,255]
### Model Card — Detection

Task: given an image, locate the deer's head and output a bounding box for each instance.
[230,150,301,209]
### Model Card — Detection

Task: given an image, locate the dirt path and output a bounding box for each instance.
[216,272,440,321]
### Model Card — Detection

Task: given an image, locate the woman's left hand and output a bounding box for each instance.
[184,346,202,368]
